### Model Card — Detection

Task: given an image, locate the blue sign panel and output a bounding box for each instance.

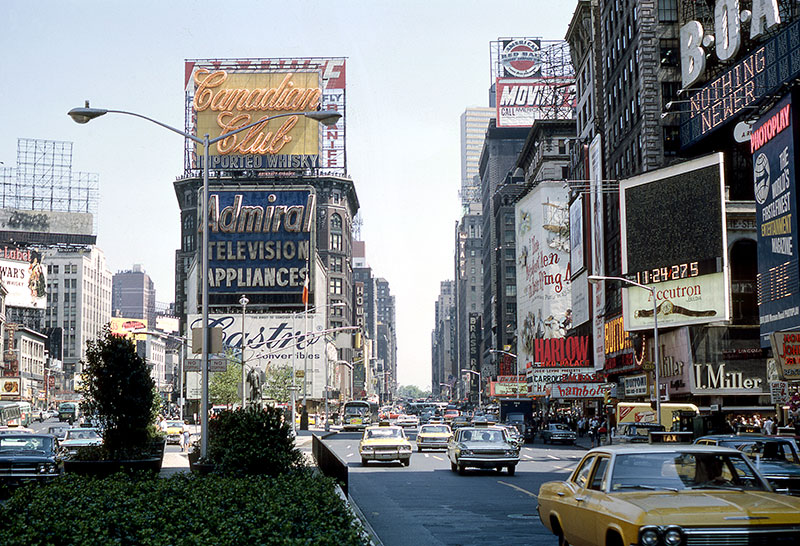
[207,187,314,295]
[681,17,800,149]
[753,93,800,346]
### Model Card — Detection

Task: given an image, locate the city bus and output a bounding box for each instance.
[15,401,33,427]
[0,401,22,427]
[341,400,379,431]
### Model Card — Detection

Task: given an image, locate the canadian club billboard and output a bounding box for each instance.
[753,92,800,345]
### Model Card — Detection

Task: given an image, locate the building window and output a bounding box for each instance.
[660,38,679,66]
[330,277,343,295]
[663,126,680,156]
[658,0,677,22]
[330,213,343,251]
[330,256,343,273]
[505,285,516,297]
[661,81,680,109]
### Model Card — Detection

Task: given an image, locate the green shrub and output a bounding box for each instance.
[79,328,159,459]
[205,405,304,476]
[0,472,367,545]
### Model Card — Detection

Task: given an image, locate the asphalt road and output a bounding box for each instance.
[323,430,587,546]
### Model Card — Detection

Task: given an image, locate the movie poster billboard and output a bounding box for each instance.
[752,93,800,345]
[206,187,315,298]
[0,246,46,309]
[620,153,729,330]
[188,313,327,399]
[515,181,571,366]
[185,58,346,174]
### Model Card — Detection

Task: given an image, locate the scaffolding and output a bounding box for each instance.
[0,138,99,234]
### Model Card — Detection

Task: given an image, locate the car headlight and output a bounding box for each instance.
[37,463,58,474]
[664,527,683,546]
[461,449,473,456]
[360,446,373,452]
[640,527,660,546]
[400,445,412,451]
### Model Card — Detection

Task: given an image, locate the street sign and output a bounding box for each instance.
[296,370,305,378]
[209,359,227,372]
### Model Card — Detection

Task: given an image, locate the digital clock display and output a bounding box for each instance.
[629,258,719,285]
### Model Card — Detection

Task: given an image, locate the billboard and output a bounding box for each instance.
[620,153,730,330]
[108,317,148,340]
[187,313,327,399]
[769,331,800,380]
[516,181,571,369]
[589,135,605,369]
[752,93,800,344]
[0,247,46,309]
[185,58,346,174]
[491,38,575,128]
[206,187,314,297]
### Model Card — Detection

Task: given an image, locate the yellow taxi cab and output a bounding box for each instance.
[416,423,453,452]
[538,444,800,546]
[359,423,412,466]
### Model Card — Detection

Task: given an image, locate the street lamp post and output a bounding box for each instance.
[588,275,661,426]
[461,369,482,410]
[69,102,342,457]
[239,294,249,409]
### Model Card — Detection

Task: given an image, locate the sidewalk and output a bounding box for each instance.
[158,425,322,477]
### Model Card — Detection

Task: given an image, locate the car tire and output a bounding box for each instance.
[458,464,466,475]
[450,461,457,472]
[507,465,516,476]
[418,446,423,452]
[361,458,368,466]
[557,532,570,546]
[542,436,547,444]
[402,459,410,467]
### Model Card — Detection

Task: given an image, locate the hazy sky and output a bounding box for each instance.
[0,0,575,389]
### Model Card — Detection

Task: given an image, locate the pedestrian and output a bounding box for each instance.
[182,429,191,452]
[178,429,186,451]
[763,415,775,435]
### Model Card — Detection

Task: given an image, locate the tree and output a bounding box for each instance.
[79,328,157,458]
[263,364,292,403]
[209,359,242,407]
[397,385,431,400]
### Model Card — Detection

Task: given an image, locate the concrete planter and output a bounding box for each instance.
[63,457,162,477]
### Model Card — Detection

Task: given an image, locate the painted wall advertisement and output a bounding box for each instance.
[621,374,647,397]
[490,375,527,397]
[620,153,729,331]
[188,313,326,399]
[206,187,314,297]
[185,58,346,173]
[752,93,800,345]
[515,180,571,370]
[0,246,46,309]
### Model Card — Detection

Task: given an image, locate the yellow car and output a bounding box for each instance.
[416,423,453,452]
[359,424,412,466]
[537,445,800,546]
[161,420,185,444]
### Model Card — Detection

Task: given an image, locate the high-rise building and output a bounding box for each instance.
[479,121,529,375]
[454,203,483,403]
[112,264,156,326]
[460,107,495,209]
[42,246,112,383]
[375,277,397,402]
[432,280,455,399]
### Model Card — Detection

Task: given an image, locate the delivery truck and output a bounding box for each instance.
[616,402,698,431]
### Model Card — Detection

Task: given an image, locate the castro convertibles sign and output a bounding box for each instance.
[207,187,314,296]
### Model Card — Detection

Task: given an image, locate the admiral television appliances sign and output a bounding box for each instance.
[206,187,314,297]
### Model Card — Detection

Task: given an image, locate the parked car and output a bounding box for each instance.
[537,444,800,546]
[447,426,519,475]
[496,424,523,448]
[695,434,800,495]
[60,427,102,456]
[0,433,61,493]
[541,423,577,445]
[359,424,412,466]
[415,423,452,452]
[612,422,666,444]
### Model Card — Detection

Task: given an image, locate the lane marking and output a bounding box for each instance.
[431,455,444,461]
[498,480,538,499]
[547,455,559,460]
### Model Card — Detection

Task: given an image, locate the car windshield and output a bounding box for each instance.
[0,436,53,452]
[66,429,99,440]
[345,406,368,416]
[462,430,504,443]
[165,422,183,428]
[552,424,569,431]
[366,428,403,439]
[609,451,768,492]
[718,439,797,462]
[422,425,449,434]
